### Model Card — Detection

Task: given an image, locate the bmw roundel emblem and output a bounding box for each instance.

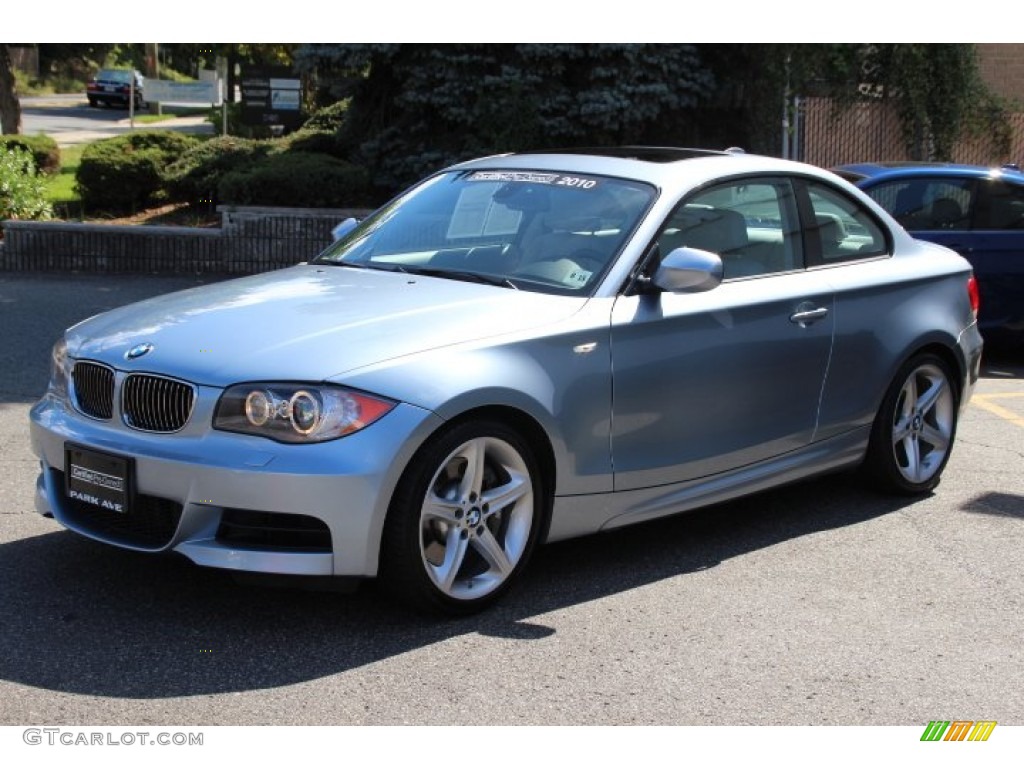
[125,342,155,361]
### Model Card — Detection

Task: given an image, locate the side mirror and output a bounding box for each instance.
[331,217,359,241]
[652,247,723,293]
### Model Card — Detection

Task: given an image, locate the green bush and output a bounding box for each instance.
[0,135,61,175]
[277,128,350,158]
[302,99,349,133]
[0,146,53,221]
[218,151,371,208]
[76,131,199,213]
[164,136,271,204]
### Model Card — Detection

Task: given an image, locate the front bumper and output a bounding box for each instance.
[30,393,443,577]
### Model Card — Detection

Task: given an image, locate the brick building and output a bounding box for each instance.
[977,44,1024,104]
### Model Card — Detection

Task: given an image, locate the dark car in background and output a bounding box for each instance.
[86,68,145,109]
[835,162,1024,345]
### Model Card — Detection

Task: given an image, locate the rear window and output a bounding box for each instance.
[97,70,134,83]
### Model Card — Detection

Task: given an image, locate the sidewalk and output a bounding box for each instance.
[53,115,214,147]
[20,94,216,147]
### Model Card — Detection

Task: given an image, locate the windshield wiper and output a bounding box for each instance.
[320,261,408,273]
[402,266,518,289]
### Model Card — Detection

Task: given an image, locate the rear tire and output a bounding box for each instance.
[379,420,547,615]
[863,353,959,494]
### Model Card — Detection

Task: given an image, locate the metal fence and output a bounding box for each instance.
[799,96,1024,169]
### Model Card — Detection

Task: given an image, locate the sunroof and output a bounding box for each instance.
[523,146,728,163]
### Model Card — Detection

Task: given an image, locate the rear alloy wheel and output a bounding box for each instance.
[381,421,545,614]
[864,354,958,494]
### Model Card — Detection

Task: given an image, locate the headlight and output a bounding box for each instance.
[214,383,395,443]
[49,338,70,400]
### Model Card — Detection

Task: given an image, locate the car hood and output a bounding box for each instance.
[66,265,588,387]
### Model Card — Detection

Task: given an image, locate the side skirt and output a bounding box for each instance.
[546,427,869,542]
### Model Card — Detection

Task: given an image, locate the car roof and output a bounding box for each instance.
[448,147,843,190]
[95,68,140,78]
[835,161,1024,185]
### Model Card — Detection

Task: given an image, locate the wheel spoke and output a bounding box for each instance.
[916,376,946,417]
[892,417,914,444]
[920,423,950,452]
[903,435,922,482]
[457,440,487,499]
[899,376,918,418]
[472,527,513,577]
[432,528,470,591]
[422,493,461,524]
[480,470,530,516]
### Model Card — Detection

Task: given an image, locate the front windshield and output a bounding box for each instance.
[315,170,655,294]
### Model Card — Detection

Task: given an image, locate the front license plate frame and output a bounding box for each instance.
[64,443,134,515]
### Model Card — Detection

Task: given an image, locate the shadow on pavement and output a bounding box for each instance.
[0,473,917,699]
[961,491,1024,520]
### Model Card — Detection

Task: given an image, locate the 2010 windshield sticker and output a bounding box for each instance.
[467,171,601,189]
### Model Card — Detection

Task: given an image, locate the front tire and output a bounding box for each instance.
[863,353,959,494]
[380,420,546,615]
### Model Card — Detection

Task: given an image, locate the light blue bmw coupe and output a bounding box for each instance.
[30,148,983,613]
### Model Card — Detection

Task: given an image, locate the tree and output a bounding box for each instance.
[857,44,1007,160]
[701,44,1009,162]
[296,44,714,195]
[0,45,22,135]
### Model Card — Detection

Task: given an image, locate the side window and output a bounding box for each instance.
[975,179,1024,229]
[806,182,888,263]
[656,179,803,279]
[865,177,973,230]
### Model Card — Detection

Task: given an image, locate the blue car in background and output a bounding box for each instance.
[834,162,1024,346]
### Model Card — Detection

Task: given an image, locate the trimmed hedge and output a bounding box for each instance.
[218,151,371,208]
[164,136,272,205]
[76,131,199,213]
[0,134,60,175]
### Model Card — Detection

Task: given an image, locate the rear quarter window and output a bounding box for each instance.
[806,181,889,263]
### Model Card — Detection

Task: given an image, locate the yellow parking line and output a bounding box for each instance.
[971,394,1024,428]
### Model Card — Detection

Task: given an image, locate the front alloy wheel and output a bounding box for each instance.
[381,421,546,614]
[865,354,958,494]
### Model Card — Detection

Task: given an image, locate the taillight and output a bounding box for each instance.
[967,275,980,320]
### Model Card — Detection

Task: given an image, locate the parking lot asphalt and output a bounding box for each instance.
[0,272,1021,726]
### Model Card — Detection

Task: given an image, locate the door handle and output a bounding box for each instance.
[789,306,829,326]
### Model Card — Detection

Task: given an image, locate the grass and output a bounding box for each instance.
[44,144,85,218]
[134,114,177,125]
[45,144,84,203]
